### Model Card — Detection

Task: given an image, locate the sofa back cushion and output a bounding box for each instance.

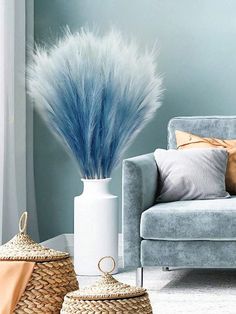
[168,116,236,149]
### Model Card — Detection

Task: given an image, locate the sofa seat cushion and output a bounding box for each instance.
[141,197,236,240]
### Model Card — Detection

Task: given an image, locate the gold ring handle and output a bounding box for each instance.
[19,212,28,234]
[98,256,116,274]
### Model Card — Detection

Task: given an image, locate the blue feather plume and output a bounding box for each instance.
[28,30,163,179]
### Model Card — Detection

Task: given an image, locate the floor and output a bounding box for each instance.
[79,267,236,314]
[43,235,236,314]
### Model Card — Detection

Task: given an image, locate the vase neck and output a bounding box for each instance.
[81,179,111,195]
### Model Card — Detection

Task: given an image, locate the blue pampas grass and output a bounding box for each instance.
[28,30,163,179]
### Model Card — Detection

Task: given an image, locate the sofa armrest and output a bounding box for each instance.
[122,153,158,267]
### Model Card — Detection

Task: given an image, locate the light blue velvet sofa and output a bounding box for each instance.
[122,116,236,286]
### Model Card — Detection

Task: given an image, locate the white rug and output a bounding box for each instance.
[79,267,236,314]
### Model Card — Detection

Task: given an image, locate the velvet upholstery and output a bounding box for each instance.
[122,116,236,268]
[168,116,236,149]
[141,197,236,240]
[122,153,158,267]
[141,240,236,267]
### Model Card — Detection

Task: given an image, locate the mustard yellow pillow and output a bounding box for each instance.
[175,130,236,194]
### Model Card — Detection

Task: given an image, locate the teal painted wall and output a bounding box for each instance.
[34,0,236,240]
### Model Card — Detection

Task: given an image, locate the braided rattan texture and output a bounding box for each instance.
[61,272,152,314]
[0,234,68,261]
[14,257,78,314]
[61,293,152,314]
[66,273,146,300]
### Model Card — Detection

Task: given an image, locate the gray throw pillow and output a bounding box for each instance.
[154,148,230,202]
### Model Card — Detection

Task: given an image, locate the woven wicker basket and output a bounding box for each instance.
[61,256,152,314]
[0,212,78,313]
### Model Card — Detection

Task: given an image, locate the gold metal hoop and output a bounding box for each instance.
[19,211,28,234]
[98,256,116,274]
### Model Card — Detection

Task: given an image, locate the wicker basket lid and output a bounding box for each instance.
[0,212,69,262]
[65,256,147,301]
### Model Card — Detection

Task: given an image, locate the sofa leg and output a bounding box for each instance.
[162,266,170,271]
[136,267,143,287]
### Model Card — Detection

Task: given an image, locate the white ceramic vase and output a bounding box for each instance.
[74,178,118,276]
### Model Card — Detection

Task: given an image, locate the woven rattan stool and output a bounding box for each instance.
[61,256,152,314]
[0,212,78,313]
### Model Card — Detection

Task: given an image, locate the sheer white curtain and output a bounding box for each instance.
[0,0,5,244]
[0,0,39,243]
